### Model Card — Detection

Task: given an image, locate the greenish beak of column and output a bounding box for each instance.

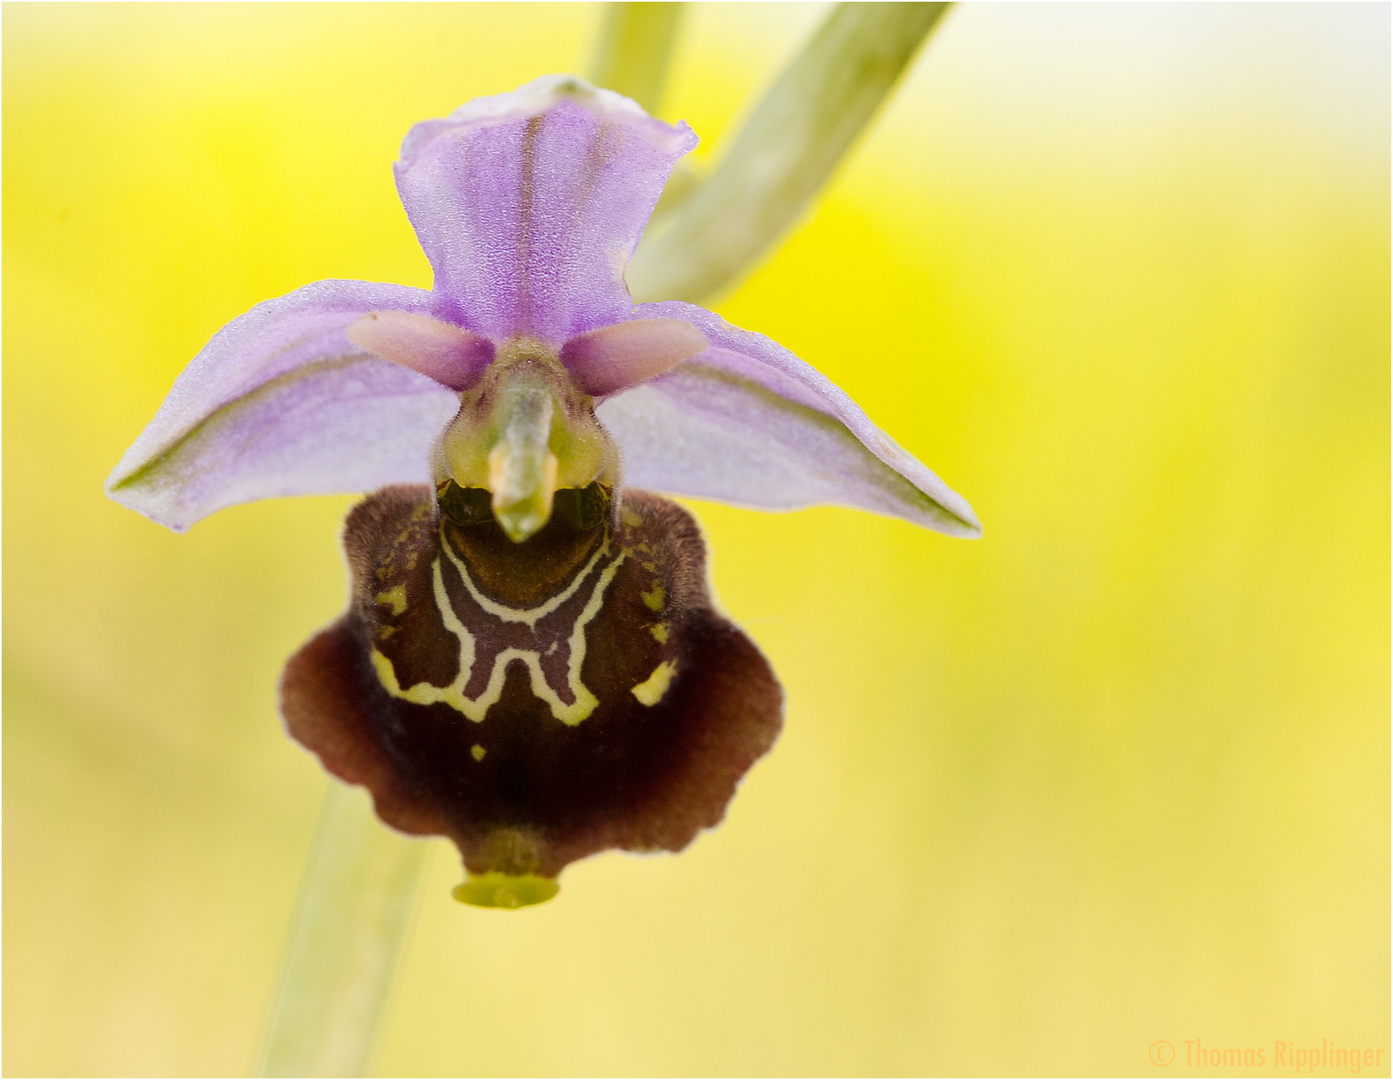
[437,338,616,544]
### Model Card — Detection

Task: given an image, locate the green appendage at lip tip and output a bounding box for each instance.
[453,872,560,909]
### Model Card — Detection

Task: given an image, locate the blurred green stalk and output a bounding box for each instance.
[257,4,951,1073]
[257,785,428,1077]
[590,2,686,114]
[628,2,951,303]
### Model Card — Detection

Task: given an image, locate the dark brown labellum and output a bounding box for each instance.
[280,485,783,903]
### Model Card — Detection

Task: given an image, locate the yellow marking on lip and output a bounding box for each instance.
[375,584,408,616]
[640,582,665,612]
[632,660,677,706]
[377,625,397,641]
[649,622,669,644]
[370,548,627,726]
[440,531,608,630]
[621,508,643,528]
[471,744,487,761]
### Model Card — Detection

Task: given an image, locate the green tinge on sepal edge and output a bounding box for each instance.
[108,356,383,533]
[608,363,982,537]
[628,2,951,305]
[454,872,561,909]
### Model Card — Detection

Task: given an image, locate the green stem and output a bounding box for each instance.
[257,783,430,1078]
[589,2,687,114]
[628,2,951,304]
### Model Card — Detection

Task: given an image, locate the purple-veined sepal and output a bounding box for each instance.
[396,75,697,344]
[598,303,983,537]
[104,280,463,532]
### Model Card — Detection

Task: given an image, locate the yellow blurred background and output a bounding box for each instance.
[4,3,1387,1076]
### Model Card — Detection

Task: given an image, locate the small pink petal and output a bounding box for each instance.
[560,318,707,397]
[347,311,495,391]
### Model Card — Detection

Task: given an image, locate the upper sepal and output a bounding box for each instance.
[394,75,697,344]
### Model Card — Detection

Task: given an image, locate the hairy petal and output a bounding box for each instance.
[346,311,495,391]
[560,317,707,396]
[395,75,696,344]
[107,280,460,531]
[598,303,982,536]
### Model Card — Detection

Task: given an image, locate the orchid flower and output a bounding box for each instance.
[107,75,979,908]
